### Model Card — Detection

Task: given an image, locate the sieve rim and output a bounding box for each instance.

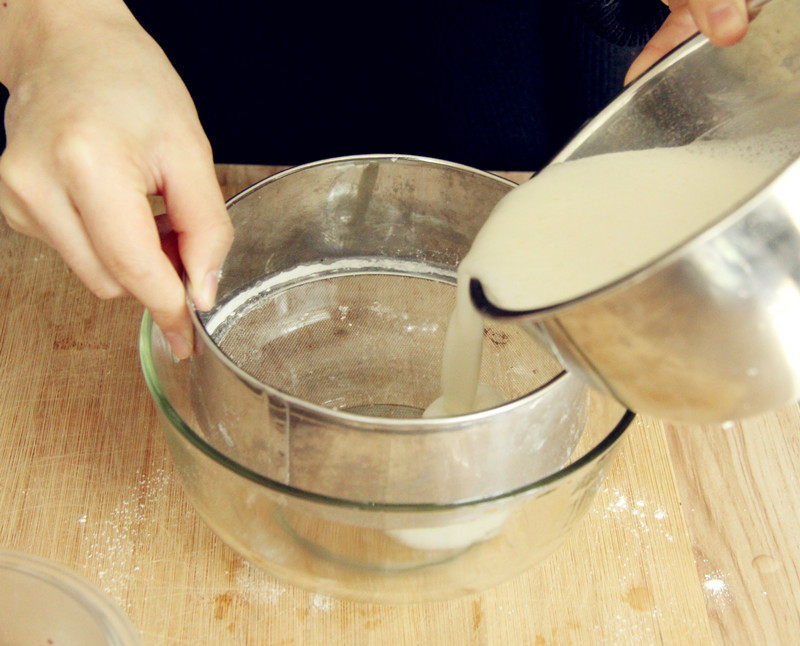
[188,153,573,430]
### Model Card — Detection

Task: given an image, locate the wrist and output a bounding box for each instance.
[0,0,136,89]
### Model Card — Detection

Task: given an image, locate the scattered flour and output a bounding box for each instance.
[80,463,290,617]
[703,573,729,597]
[311,593,333,612]
[82,465,171,609]
[697,559,733,610]
[584,486,694,645]
[233,560,285,605]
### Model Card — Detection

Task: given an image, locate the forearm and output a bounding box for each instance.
[0,0,136,89]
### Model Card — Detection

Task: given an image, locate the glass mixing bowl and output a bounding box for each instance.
[139,155,634,602]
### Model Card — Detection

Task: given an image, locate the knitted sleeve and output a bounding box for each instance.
[572,0,671,47]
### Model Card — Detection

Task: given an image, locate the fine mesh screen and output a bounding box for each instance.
[208,271,561,415]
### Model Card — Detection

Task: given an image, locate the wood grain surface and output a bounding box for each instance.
[1,164,798,645]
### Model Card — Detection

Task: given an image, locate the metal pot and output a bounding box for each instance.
[471,0,800,422]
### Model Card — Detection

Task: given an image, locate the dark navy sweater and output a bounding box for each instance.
[0,1,668,170]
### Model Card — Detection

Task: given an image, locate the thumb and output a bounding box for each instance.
[625,7,698,85]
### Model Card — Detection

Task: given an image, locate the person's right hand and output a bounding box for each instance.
[0,0,233,359]
[626,0,751,85]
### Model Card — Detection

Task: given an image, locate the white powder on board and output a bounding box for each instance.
[591,484,735,642]
[231,562,331,613]
[79,462,294,618]
[703,574,728,596]
[81,465,172,608]
[232,560,286,606]
[311,593,333,612]
[598,488,670,527]
[71,452,336,629]
[611,494,629,511]
[584,486,697,644]
[698,560,733,609]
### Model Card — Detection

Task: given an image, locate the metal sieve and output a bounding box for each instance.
[185,156,592,507]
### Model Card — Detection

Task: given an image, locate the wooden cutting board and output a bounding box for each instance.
[1,165,799,645]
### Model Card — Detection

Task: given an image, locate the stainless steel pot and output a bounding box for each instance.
[471,0,800,422]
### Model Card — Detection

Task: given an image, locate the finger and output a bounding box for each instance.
[0,172,125,299]
[0,155,48,239]
[161,142,233,311]
[687,0,748,46]
[67,171,193,359]
[625,7,699,85]
[38,201,128,300]
[0,179,46,239]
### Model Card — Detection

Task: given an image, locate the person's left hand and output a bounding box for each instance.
[626,0,751,85]
[0,1,233,360]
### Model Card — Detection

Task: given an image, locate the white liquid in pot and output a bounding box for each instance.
[428,142,776,417]
[404,140,781,552]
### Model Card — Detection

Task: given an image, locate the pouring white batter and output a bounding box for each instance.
[430,142,775,417]
[398,140,776,552]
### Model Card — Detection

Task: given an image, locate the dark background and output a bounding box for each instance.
[0,1,665,170]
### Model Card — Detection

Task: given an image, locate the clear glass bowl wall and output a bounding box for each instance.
[140,156,633,602]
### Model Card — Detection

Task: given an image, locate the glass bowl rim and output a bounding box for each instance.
[140,311,634,512]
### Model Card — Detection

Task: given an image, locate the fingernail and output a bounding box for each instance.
[165,332,192,361]
[194,270,220,311]
[708,2,746,41]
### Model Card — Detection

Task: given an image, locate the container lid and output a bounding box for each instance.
[0,551,140,646]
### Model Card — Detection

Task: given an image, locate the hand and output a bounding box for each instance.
[0,1,233,359]
[626,0,751,85]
